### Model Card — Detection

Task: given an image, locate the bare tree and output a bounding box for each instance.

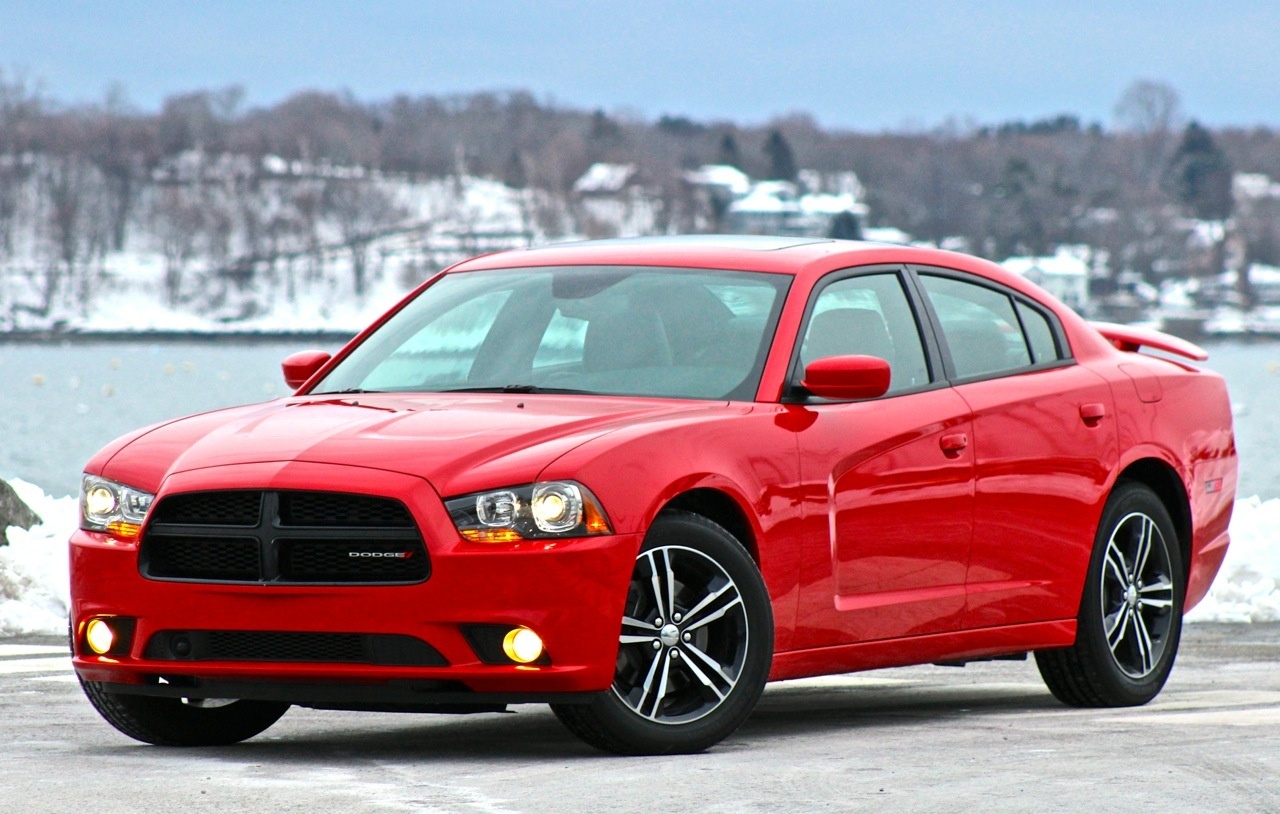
[325,179,406,297]
[153,185,206,306]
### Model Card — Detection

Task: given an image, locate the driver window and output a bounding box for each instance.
[800,273,931,395]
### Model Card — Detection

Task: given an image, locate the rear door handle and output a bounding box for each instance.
[940,433,968,456]
[1080,403,1106,426]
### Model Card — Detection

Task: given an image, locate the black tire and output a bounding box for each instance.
[80,679,289,746]
[553,510,773,755]
[1036,481,1185,707]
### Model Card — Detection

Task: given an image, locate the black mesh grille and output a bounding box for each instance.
[279,492,414,528]
[144,535,261,581]
[139,490,428,585]
[151,491,262,526]
[143,631,448,666]
[280,539,430,582]
[208,631,364,662]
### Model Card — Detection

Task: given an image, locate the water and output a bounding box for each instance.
[1,337,1278,500]
[0,338,346,497]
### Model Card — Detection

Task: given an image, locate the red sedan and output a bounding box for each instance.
[71,236,1236,754]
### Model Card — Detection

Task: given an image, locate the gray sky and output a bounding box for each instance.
[3,1,1278,131]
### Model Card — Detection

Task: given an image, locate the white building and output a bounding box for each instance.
[1002,246,1091,311]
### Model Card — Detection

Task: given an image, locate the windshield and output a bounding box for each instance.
[312,265,790,400]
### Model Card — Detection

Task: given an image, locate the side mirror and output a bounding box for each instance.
[282,350,332,390]
[802,355,891,401]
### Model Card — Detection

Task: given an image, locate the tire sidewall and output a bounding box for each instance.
[587,511,773,754]
[1078,482,1185,705]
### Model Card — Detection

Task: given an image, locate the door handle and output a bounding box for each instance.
[1080,403,1106,426]
[940,433,968,456]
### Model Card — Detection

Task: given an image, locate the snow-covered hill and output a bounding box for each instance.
[1,166,573,335]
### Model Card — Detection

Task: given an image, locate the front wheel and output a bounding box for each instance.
[1036,482,1184,707]
[80,678,289,746]
[553,511,773,755]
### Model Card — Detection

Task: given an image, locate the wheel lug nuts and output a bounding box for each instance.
[654,618,663,627]
[673,613,683,622]
[652,640,661,650]
[682,632,692,642]
[670,649,680,659]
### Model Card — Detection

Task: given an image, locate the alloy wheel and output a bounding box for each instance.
[1099,510,1176,679]
[613,544,750,725]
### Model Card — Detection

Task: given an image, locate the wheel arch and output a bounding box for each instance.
[1115,457,1192,587]
[659,488,760,566]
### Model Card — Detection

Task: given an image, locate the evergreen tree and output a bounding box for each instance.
[762,129,797,182]
[1167,121,1233,221]
[716,132,742,169]
[502,148,528,189]
[828,210,862,240]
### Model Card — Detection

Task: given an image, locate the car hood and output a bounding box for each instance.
[96,393,728,497]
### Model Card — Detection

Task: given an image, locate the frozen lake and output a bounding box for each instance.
[0,337,346,497]
[2,336,1279,500]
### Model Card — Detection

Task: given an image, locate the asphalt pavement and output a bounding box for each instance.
[2,623,1277,813]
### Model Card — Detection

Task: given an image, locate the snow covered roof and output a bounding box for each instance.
[728,181,801,214]
[799,192,868,216]
[573,163,638,194]
[1002,246,1089,278]
[682,164,752,196]
[1219,264,1280,286]
[1234,172,1280,200]
[862,226,912,245]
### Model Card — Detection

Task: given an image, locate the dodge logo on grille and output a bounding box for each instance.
[348,551,414,559]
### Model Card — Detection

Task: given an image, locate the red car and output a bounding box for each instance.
[71,236,1236,754]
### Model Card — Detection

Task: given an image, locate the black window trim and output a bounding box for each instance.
[782,264,948,404]
[904,264,1076,386]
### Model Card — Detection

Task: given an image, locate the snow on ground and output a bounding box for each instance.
[1,480,1276,636]
[1186,495,1280,623]
[1,479,74,636]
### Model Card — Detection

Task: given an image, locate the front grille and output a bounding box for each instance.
[280,539,429,582]
[143,630,448,666]
[279,492,414,528]
[145,535,260,581]
[139,490,429,585]
[151,491,262,526]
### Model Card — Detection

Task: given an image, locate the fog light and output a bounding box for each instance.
[85,619,115,655]
[501,627,544,664]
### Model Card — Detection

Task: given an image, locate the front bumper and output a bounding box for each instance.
[70,462,641,703]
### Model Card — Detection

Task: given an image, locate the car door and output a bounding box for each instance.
[913,270,1118,629]
[790,269,975,648]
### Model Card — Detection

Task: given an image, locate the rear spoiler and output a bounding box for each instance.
[1090,321,1209,362]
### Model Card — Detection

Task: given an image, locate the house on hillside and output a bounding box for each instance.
[1001,246,1091,312]
[571,163,658,237]
[724,179,868,237]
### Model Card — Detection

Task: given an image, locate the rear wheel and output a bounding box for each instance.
[1036,482,1184,707]
[553,510,772,755]
[80,679,289,746]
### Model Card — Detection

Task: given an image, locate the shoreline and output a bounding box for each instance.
[0,329,357,345]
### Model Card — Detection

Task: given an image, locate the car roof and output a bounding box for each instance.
[448,235,1023,290]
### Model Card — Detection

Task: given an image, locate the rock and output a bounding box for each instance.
[1,478,43,546]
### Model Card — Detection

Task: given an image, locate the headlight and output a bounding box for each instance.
[80,474,155,541]
[446,481,612,542]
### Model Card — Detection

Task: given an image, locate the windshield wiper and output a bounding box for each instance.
[310,387,383,395]
[439,384,594,395]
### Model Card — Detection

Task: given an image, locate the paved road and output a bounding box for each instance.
[3,624,1278,813]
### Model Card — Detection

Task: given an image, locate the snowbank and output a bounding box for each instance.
[0,482,1276,635]
[1186,495,1280,623]
[0,479,75,636]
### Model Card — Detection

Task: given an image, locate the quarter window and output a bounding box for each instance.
[1017,301,1062,364]
[919,274,1062,379]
